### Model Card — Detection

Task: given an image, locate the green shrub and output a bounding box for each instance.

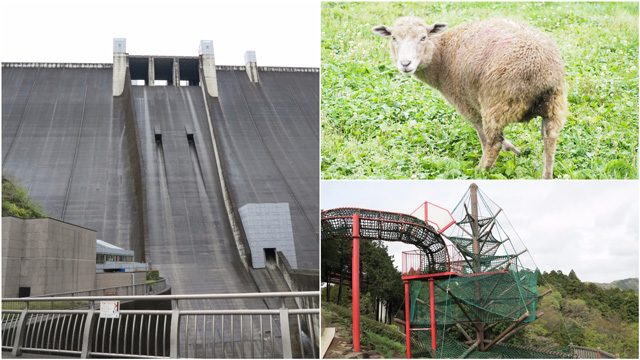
[2,178,48,219]
[323,302,406,344]
[146,270,160,282]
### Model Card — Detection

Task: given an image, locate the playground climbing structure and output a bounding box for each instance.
[321,184,576,358]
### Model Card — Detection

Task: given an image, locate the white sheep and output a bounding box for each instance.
[373,17,567,179]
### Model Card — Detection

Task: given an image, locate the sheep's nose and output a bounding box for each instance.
[401,60,412,67]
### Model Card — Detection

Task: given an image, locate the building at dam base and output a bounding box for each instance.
[2,217,150,298]
[2,39,319,298]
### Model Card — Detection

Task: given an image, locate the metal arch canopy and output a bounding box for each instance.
[321,207,448,274]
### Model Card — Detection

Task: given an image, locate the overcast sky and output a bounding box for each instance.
[322,180,639,284]
[1,0,319,67]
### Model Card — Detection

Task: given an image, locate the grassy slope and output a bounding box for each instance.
[322,2,639,179]
[323,302,406,358]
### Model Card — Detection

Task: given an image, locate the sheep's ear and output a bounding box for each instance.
[429,23,448,34]
[372,25,392,37]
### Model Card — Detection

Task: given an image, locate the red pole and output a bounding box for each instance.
[352,213,360,352]
[405,280,411,359]
[430,278,437,357]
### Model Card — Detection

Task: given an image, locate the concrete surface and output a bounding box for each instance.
[213,68,319,270]
[2,217,96,297]
[239,202,298,269]
[2,66,146,261]
[244,50,259,83]
[200,40,218,97]
[112,39,126,96]
[95,271,145,290]
[321,327,336,358]
[2,58,319,309]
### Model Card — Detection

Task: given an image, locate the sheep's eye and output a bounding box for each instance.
[391,36,396,41]
[420,36,427,41]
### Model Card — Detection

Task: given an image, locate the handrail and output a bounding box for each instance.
[5,290,319,303]
[571,344,619,359]
[30,279,168,299]
[2,291,320,358]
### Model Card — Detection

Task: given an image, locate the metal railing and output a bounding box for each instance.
[2,291,319,358]
[402,245,465,277]
[36,279,168,301]
[572,345,619,359]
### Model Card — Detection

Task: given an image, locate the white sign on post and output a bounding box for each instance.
[100,301,120,319]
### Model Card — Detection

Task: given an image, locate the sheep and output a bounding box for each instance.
[373,17,567,179]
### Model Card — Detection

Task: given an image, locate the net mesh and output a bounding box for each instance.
[404,185,573,358]
[321,207,448,273]
[409,269,540,327]
[411,331,574,358]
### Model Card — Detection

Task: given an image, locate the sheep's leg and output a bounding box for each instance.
[541,90,567,179]
[470,121,487,155]
[480,134,503,170]
[501,138,521,155]
[471,120,503,171]
[541,118,562,179]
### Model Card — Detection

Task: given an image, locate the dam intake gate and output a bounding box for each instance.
[2,291,319,358]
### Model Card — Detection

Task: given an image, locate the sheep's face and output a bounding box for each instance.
[373,17,447,76]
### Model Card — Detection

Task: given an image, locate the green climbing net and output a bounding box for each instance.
[404,185,575,358]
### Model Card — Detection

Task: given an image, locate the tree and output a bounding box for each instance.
[321,236,351,302]
[321,236,404,321]
[360,239,403,314]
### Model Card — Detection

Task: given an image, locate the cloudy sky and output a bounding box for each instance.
[322,180,639,284]
[1,0,319,67]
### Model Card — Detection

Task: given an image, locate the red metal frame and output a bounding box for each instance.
[409,201,456,234]
[328,202,517,358]
[405,280,411,358]
[429,278,436,356]
[403,275,439,360]
[402,245,465,278]
[426,202,456,233]
[400,246,512,358]
[322,207,438,240]
[325,206,460,356]
[352,213,361,352]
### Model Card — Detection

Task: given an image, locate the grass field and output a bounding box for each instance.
[321,2,638,179]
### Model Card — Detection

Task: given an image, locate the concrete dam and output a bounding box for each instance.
[2,40,319,308]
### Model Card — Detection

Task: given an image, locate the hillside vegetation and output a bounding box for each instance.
[523,270,639,358]
[322,2,638,179]
[591,278,639,294]
[2,178,48,219]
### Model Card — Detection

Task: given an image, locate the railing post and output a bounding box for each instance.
[81,302,98,358]
[170,299,180,359]
[11,307,29,356]
[429,277,436,357]
[404,280,411,359]
[352,212,361,352]
[279,308,292,359]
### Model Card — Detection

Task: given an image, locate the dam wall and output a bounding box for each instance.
[212,69,319,270]
[2,48,319,303]
[2,66,146,259]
